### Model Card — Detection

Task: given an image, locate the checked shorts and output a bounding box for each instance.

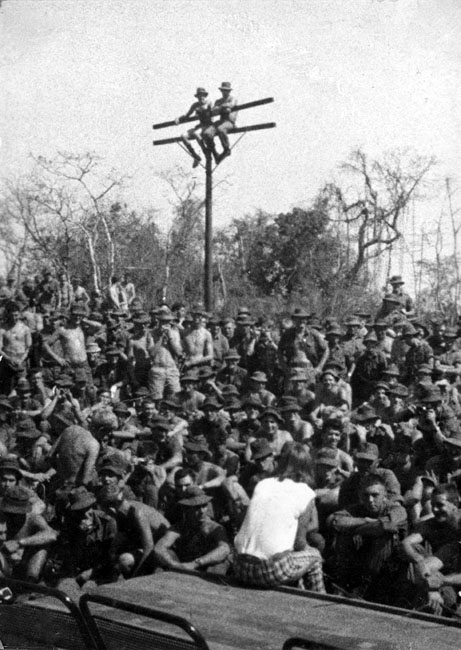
[233,548,325,593]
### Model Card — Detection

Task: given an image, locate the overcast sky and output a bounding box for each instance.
[1,0,460,240]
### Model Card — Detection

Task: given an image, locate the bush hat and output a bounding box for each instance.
[184,438,211,455]
[388,385,409,398]
[99,454,128,477]
[382,364,400,377]
[223,348,241,360]
[260,407,283,424]
[420,387,443,404]
[16,419,41,439]
[389,275,405,285]
[202,397,221,411]
[356,442,379,461]
[243,396,263,410]
[132,312,150,325]
[55,374,74,387]
[344,317,361,327]
[160,397,180,410]
[280,401,302,413]
[325,326,343,337]
[353,404,379,422]
[178,486,212,507]
[363,331,378,343]
[0,485,32,514]
[68,486,96,511]
[291,307,310,319]
[150,416,171,432]
[86,342,101,354]
[219,82,232,91]
[221,385,239,396]
[181,370,199,383]
[251,438,273,461]
[0,458,22,479]
[0,397,13,411]
[157,307,175,322]
[113,402,130,416]
[194,87,208,97]
[70,305,86,316]
[196,367,215,380]
[250,371,268,383]
[16,378,31,392]
[315,447,339,467]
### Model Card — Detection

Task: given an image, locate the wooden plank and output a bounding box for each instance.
[153,123,276,146]
[152,98,274,130]
[95,573,461,650]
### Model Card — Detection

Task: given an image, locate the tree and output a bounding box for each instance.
[323,149,436,283]
[2,152,124,289]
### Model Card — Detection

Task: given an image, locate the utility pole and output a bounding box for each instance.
[153,96,275,312]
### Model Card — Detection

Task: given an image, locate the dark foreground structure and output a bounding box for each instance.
[1,572,460,650]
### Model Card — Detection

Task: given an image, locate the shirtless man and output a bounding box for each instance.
[207,81,238,163]
[0,302,32,394]
[127,312,154,388]
[148,308,182,400]
[182,306,214,371]
[98,458,170,578]
[49,423,100,488]
[0,485,57,581]
[45,305,99,385]
[175,87,214,168]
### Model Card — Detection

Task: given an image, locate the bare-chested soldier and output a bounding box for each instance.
[148,307,183,400]
[43,304,99,385]
[182,306,214,371]
[49,423,100,489]
[0,301,32,394]
[174,87,214,168]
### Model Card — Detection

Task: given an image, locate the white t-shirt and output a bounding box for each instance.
[234,476,315,559]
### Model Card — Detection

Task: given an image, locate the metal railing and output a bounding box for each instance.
[80,593,210,650]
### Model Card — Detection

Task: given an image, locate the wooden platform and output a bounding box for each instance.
[92,572,461,650]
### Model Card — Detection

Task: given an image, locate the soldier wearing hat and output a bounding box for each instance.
[155,486,231,574]
[0,301,32,394]
[402,323,434,385]
[0,484,57,581]
[280,400,314,446]
[207,315,230,365]
[388,275,414,314]
[50,486,117,586]
[176,370,205,418]
[127,312,154,389]
[216,349,247,391]
[338,442,402,508]
[183,437,226,494]
[182,305,214,372]
[148,307,182,400]
[329,473,407,600]
[174,87,214,168]
[207,81,238,163]
[278,307,328,386]
[254,407,293,458]
[424,426,461,484]
[350,330,388,405]
[97,468,170,578]
[242,371,276,408]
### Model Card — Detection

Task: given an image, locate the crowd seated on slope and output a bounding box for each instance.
[0,269,461,618]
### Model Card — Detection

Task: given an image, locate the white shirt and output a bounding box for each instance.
[234,476,315,559]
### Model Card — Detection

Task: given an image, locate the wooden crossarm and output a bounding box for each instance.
[152,97,274,130]
[153,122,276,146]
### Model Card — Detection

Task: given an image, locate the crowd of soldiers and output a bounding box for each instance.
[0,269,461,618]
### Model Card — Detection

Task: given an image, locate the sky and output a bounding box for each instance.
[1,0,461,249]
